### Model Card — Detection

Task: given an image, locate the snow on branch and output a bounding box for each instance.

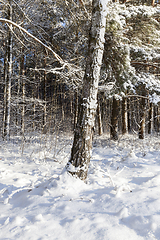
[0,18,64,64]
[0,18,84,88]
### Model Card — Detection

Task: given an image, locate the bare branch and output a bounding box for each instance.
[0,18,64,64]
[127,94,149,100]
[131,61,160,69]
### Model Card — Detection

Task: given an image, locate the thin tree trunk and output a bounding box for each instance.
[16,56,21,134]
[139,107,145,139]
[107,99,111,133]
[110,96,119,140]
[135,97,140,132]
[32,52,37,131]
[20,48,25,138]
[61,87,65,122]
[32,75,36,130]
[4,0,12,140]
[67,0,107,180]
[74,90,78,130]
[154,105,160,133]
[43,56,47,128]
[97,96,103,136]
[2,39,7,139]
[148,101,153,134]
[122,96,128,135]
[152,0,155,6]
[138,85,146,139]
[127,97,131,133]
[157,106,160,133]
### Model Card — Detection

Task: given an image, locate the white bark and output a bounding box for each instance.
[67,0,108,180]
[5,0,12,140]
[122,97,128,135]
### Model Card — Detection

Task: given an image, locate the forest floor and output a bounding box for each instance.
[0,132,160,240]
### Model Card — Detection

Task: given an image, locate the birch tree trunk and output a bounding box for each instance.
[66,0,107,180]
[139,99,146,139]
[152,0,155,6]
[122,97,128,135]
[43,56,47,128]
[74,90,78,130]
[20,48,25,138]
[3,0,12,140]
[2,40,7,139]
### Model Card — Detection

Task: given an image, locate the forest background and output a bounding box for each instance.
[1,1,160,239]
[0,0,160,155]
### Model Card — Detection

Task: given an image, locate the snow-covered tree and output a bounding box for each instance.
[66,0,108,180]
[99,2,160,138]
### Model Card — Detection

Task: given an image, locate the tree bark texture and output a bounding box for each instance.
[74,90,79,130]
[122,97,128,135]
[67,0,107,180]
[3,0,12,140]
[154,106,160,133]
[127,98,131,133]
[97,97,103,136]
[138,85,146,139]
[148,101,153,134]
[110,96,119,140]
[43,56,47,127]
[139,99,146,139]
[20,47,25,138]
[2,40,7,139]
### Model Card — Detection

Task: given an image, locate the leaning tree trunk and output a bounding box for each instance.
[110,96,119,140]
[66,0,107,180]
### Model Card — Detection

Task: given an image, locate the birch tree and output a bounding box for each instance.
[122,96,128,134]
[66,0,108,180]
[3,0,12,140]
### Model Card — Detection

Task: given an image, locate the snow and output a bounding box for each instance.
[0,133,160,239]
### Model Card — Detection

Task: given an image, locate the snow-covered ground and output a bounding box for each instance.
[0,133,160,240]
